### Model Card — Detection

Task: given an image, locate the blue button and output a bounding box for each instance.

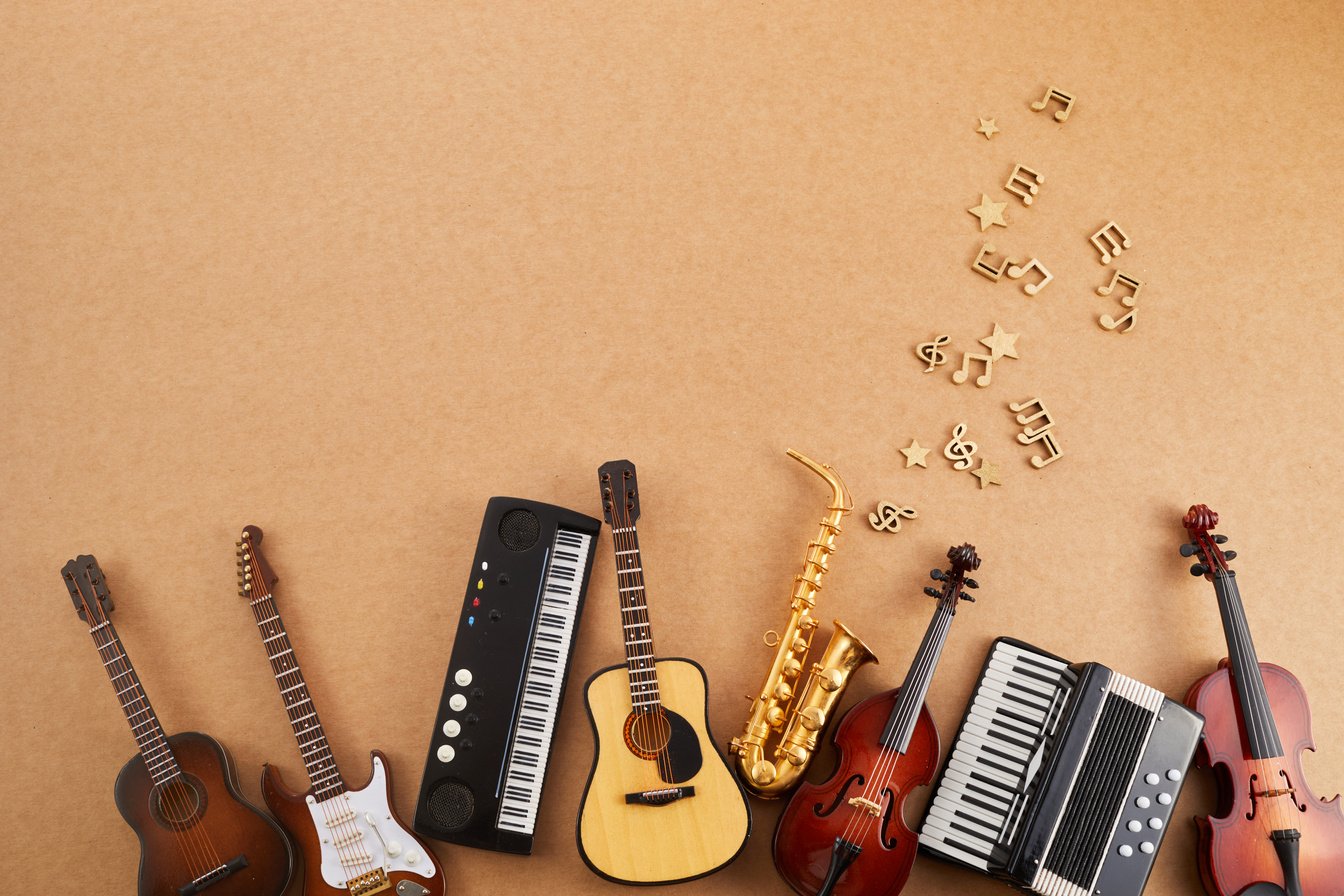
[468,615,475,626]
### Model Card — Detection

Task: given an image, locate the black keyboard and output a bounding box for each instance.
[918,637,1204,896]
[414,497,600,854]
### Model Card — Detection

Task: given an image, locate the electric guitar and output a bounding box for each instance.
[236,525,445,896]
[62,554,294,896]
[576,460,752,884]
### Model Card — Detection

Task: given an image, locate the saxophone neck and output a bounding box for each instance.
[786,449,852,516]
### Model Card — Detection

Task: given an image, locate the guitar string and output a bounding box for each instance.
[609,490,675,788]
[241,541,373,881]
[78,574,219,878]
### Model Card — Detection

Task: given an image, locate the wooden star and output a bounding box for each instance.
[968,194,1008,231]
[971,460,1003,489]
[976,117,1000,139]
[979,323,1020,360]
[900,439,931,468]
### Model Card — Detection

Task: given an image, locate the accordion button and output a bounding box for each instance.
[1136,796,1151,809]
[1140,841,1155,854]
[1157,792,1173,805]
[1166,768,1183,781]
[1145,773,1160,786]
[1149,817,1163,830]
[1118,845,1133,858]
[1127,820,1142,833]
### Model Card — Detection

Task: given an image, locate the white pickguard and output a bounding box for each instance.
[303,755,436,889]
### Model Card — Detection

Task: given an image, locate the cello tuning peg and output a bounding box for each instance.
[930,569,946,581]
[963,578,979,589]
[1223,550,1237,561]
[1179,543,1199,557]
[1190,563,1208,577]
[924,587,941,598]
[1212,535,1229,544]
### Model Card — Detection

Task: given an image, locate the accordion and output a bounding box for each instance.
[918,638,1204,896]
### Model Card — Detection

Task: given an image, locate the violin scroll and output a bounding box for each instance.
[1181,504,1237,580]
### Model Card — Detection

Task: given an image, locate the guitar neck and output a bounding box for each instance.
[881,600,957,754]
[88,619,181,784]
[609,522,662,713]
[248,592,346,797]
[1212,570,1284,758]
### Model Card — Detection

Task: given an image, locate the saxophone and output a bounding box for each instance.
[729,449,877,798]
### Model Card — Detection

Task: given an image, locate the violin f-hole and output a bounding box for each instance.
[1280,769,1308,812]
[1247,772,1260,820]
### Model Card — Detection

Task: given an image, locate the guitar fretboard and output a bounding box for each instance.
[610,523,662,712]
[248,593,346,800]
[89,620,182,785]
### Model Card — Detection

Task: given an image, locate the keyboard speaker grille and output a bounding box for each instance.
[427,780,475,831]
[499,509,541,551]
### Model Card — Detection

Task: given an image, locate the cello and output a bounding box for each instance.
[772,544,979,896]
[1181,504,1344,896]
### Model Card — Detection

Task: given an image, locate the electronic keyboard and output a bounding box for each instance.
[414,497,601,854]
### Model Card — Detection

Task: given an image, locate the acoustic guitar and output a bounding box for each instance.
[61,554,293,896]
[576,460,752,884]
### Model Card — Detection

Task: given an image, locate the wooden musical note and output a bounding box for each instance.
[944,422,979,470]
[1097,270,1144,306]
[1004,164,1044,206]
[1090,221,1132,264]
[1019,428,1064,468]
[972,243,1011,282]
[1006,257,1053,296]
[1030,86,1075,122]
[1008,398,1055,439]
[1099,306,1138,333]
[952,352,994,388]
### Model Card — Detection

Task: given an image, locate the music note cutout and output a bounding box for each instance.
[868,501,918,533]
[1020,428,1064,468]
[1004,164,1045,206]
[944,422,979,470]
[1097,270,1143,333]
[952,352,994,388]
[916,335,951,373]
[972,243,1011,282]
[1030,86,1075,122]
[1090,221,1132,265]
[1008,398,1055,439]
[1006,257,1053,296]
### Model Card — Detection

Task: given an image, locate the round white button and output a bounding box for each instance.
[455,669,473,687]
[1118,844,1134,858]
[1166,768,1183,781]
[1158,792,1173,805]
[406,850,420,865]
[386,841,402,857]
[1145,773,1160,786]
[436,744,456,763]
[1136,796,1151,809]
[442,720,461,738]
[448,693,467,711]
[1140,841,1155,854]
[1149,817,1164,830]
[1127,820,1142,833]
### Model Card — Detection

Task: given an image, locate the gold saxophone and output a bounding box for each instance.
[729,449,877,798]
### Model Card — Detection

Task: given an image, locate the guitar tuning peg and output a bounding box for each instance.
[1179,543,1199,558]
[1212,535,1229,544]
[1190,563,1208,576]
[960,594,976,602]
[1223,550,1237,561]
[929,569,946,581]
[924,587,941,598]
[963,578,979,589]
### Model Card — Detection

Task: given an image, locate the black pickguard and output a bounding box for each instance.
[654,709,702,784]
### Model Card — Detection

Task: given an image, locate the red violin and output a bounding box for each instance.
[1182,505,1344,896]
[772,544,980,896]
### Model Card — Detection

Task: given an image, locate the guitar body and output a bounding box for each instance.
[263,750,444,896]
[577,658,751,885]
[773,688,937,896]
[113,731,293,896]
[1187,661,1344,896]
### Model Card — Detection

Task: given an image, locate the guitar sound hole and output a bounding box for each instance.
[151,775,207,830]
[624,711,672,760]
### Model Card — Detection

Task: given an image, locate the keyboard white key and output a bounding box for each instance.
[497,528,591,834]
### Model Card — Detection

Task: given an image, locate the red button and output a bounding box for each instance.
[472,597,480,607]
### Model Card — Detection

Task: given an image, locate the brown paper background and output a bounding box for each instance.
[4,2,1343,893]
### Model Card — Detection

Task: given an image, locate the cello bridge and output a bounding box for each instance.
[847,796,881,817]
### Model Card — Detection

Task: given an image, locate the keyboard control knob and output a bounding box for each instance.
[460,739,473,751]
[454,669,473,686]
[1136,796,1150,809]
[1166,768,1183,781]
[449,693,467,712]
[1157,792,1173,805]
[442,720,461,738]
[1144,772,1160,786]
[470,687,485,700]
[1140,841,1155,855]
[1118,844,1134,858]
[466,713,480,725]
[436,745,456,763]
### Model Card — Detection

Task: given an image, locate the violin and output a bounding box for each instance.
[771,544,980,896]
[1181,505,1344,896]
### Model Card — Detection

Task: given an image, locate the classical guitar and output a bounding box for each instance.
[236,526,445,896]
[61,554,293,896]
[576,460,752,884]
[773,544,981,896]
[1181,505,1344,896]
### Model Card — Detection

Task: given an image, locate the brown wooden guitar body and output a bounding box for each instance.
[1187,660,1344,896]
[113,731,293,896]
[773,688,938,896]
[262,749,445,896]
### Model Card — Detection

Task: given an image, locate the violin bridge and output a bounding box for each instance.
[847,796,881,817]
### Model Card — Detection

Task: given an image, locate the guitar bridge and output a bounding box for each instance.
[346,868,391,896]
[176,854,248,895]
[625,786,696,806]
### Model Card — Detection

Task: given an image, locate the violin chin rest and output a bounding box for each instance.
[1235,885,1288,896]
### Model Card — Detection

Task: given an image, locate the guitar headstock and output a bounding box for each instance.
[236,525,279,602]
[61,554,114,624]
[923,543,982,613]
[598,460,641,529]
[1181,504,1237,579]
